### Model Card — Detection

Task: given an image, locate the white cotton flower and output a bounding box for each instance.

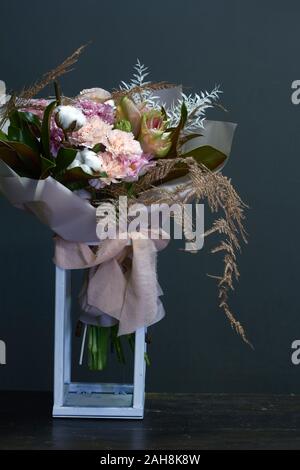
[55,105,86,132]
[67,158,82,170]
[80,164,93,175]
[67,148,103,175]
[81,149,104,173]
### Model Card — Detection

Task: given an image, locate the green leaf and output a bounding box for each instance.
[144,352,151,367]
[7,109,41,154]
[8,125,40,154]
[54,147,77,174]
[41,100,57,159]
[19,111,41,128]
[114,119,132,132]
[0,140,41,176]
[181,145,227,171]
[168,101,188,156]
[0,141,26,174]
[179,133,203,146]
[125,182,135,197]
[61,167,93,184]
[160,106,168,120]
[40,156,56,178]
[0,130,8,141]
[63,166,107,182]
[9,110,22,128]
[92,143,106,153]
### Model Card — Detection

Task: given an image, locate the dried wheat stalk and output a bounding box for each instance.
[20,44,88,101]
[88,157,250,345]
[126,157,251,346]
[0,44,87,127]
[111,81,176,101]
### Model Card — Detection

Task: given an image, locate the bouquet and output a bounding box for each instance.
[0,45,249,371]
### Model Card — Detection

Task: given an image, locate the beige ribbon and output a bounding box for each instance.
[54,234,169,336]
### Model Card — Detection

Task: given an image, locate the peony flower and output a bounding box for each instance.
[89,151,153,188]
[103,129,143,159]
[71,116,113,148]
[77,88,111,103]
[67,148,104,175]
[138,110,172,157]
[55,105,86,132]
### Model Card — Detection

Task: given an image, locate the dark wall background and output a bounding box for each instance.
[0,0,299,392]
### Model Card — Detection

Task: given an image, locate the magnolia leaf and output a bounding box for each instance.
[54,147,77,174]
[62,167,94,182]
[179,133,203,146]
[0,141,26,173]
[181,145,227,171]
[41,100,57,159]
[0,140,41,176]
[8,124,40,154]
[0,130,8,141]
[18,111,41,129]
[168,101,188,156]
[62,167,108,185]
[40,156,56,179]
[9,110,22,128]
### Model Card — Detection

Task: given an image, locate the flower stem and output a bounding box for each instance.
[54,81,62,105]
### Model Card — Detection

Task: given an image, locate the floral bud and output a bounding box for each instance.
[78,88,111,103]
[139,110,171,157]
[116,97,141,137]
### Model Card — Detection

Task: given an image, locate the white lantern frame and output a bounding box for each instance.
[52,266,147,419]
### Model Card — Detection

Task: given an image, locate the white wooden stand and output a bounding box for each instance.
[53,267,147,419]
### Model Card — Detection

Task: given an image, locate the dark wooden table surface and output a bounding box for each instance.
[0,392,300,450]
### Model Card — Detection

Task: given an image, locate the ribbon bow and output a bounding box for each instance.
[54,234,168,335]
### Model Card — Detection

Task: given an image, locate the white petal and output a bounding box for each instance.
[80,149,103,172]
[0,80,5,94]
[67,158,82,170]
[80,164,93,175]
[85,155,103,172]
